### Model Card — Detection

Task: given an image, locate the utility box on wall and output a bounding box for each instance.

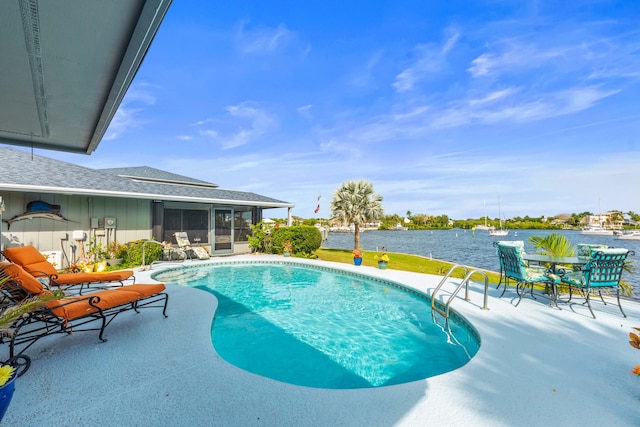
[90,217,104,229]
[105,217,116,229]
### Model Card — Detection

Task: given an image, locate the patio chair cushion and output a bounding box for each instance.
[54,270,133,285]
[576,243,609,257]
[0,262,46,295]
[45,289,143,320]
[525,267,560,284]
[497,240,525,249]
[3,245,133,285]
[116,284,166,298]
[43,285,165,321]
[2,245,58,276]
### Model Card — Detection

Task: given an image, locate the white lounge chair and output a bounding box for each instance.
[173,232,210,260]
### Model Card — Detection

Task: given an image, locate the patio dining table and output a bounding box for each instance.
[522,254,590,308]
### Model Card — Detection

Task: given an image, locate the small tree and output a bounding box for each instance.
[330,180,384,250]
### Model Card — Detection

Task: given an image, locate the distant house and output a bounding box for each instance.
[582,212,624,229]
[0,147,293,266]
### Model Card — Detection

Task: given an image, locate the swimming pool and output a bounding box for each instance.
[153,261,480,389]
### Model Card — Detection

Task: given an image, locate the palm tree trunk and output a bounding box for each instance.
[353,223,361,250]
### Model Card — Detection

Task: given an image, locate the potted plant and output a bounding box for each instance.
[374,246,389,269]
[282,241,293,257]
[106,241,124,266]
[352,248,363,266]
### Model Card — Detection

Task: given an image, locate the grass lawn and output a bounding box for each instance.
[315,248,501,284]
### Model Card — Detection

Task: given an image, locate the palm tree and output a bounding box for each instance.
[330,180,384,250]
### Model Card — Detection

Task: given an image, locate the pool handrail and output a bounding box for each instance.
[431,264,490,319]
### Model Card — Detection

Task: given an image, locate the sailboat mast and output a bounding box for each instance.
[484,200,487,227]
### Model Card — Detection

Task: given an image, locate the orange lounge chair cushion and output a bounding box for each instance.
[0,262,46,295]
[117,283,166,298]
[45,289,143,320]
[3,245,58,276]
[2,245,133,285]
[54,270,134,285]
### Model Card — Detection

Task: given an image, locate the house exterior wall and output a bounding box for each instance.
[1,191,152,267]
[1,190,257,268]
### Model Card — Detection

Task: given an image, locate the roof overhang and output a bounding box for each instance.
[0,183,295,210]
[0,0,172,154]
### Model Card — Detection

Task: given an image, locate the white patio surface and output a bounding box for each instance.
[3,254,640,426]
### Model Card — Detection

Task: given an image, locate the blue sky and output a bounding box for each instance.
[38,1,640,220]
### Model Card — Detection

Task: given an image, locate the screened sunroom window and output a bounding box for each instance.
[234,210,252,242]
[164,209,209,244]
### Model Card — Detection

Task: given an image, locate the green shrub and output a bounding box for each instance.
[272,226,322,256]
[248,221,272,253]
[119,239,163,267]
[248,223,322,256]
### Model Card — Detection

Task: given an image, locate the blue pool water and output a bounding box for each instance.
[154,261,480,389]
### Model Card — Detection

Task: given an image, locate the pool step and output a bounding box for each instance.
[155,269,209,283]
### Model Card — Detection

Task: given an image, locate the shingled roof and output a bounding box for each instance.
[0,147,292,208]
[100,166,219,188]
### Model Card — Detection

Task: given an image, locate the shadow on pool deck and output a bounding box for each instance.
[3,255,640,426]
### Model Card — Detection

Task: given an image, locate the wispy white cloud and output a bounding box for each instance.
[190,118,215,126]
[432,86,619,127]
[297,104,313,119]
[235,21,298,55]
[200,129,219,139]
[196,102,277,149]
[348,50,385,89]
[442,28,461,55]
[468,88,516,106]
[223,103,276,148]
[103,84,157,140]
[467,43,564,78]
[393,44,445,92]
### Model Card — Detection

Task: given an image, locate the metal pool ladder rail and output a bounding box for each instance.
[431,264,489,319]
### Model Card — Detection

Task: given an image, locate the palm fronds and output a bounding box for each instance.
[528,233,576,256]
[0,277,65,337]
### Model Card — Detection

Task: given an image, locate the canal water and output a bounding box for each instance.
[322,229,640,300]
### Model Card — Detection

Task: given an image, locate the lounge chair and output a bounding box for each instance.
[173,232,210,260]
[560,248,631,318]
[2,245,134,292]
[0,262,168,357]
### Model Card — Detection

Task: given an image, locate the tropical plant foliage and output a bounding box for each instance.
[0,277,65,337]
[330,180,384,250]
[528,233,576,256]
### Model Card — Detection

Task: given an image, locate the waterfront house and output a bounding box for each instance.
[0,147,293,267]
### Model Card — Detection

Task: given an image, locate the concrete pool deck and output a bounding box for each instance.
[3,254,640,426]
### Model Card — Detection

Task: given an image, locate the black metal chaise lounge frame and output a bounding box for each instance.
[0,263,168,357]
